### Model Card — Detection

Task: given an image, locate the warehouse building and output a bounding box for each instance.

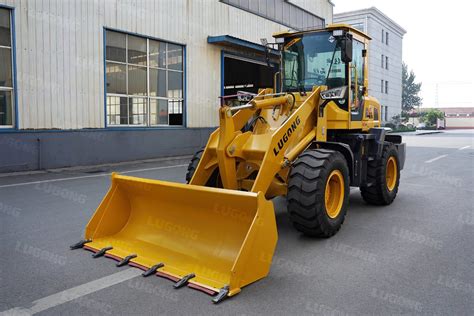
[334,7,406,123]
[0,0,333,172]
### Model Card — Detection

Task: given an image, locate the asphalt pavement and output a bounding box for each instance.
[1,130,473,315]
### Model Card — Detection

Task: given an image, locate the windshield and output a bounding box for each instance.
[283,31,346,92]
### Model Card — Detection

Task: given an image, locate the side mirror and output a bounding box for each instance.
[341,34,353,63]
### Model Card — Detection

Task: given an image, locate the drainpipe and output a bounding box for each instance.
[37,138,42,170]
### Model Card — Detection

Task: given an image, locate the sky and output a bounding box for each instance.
[333,0,474,108]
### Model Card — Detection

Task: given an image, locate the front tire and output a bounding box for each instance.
[287,149,350,237]
[360,144,400,205]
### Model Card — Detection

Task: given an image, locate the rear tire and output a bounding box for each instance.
[360,144,400,205]
[287,149,350,237]
[186,149,220,187]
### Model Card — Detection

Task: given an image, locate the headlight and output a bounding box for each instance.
[320,86,348,100]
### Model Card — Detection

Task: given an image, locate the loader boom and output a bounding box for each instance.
[191,87,322,198]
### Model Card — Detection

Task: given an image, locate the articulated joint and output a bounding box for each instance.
[281,159,291,168]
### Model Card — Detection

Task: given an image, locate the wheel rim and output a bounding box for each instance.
[386,156,397,191]
[325,170,344,219]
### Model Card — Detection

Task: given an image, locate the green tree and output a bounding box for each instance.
[402,63,422,111]
[421,108,444,126]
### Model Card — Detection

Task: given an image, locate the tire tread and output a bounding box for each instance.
[360,144,400,205]
[287,149,349,237]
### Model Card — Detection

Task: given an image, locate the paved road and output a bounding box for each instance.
[1,130,473,315]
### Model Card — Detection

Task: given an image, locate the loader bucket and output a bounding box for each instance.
[82,173,277,297]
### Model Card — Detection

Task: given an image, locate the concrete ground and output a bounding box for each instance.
[1,130,473,315]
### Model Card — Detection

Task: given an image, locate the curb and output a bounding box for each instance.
[391,130,444,136]
[415,131,444,135]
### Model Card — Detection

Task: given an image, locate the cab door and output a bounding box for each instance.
[350,39,366,122]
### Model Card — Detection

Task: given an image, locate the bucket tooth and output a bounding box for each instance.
[212,285,230,304]
[174,273,195,289]
[116,254,137,267]
[69,239,91,250]
[142,263,164,277]
[92,246,113,258]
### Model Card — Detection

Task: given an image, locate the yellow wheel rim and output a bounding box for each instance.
[325,170,345,219]
[386,156,397,191]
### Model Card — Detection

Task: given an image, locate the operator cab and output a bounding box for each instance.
[274,25,370,117]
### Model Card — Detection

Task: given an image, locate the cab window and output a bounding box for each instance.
[283,32,347,92]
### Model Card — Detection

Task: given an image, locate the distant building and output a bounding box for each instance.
[423,107,474,129]
[334,7,406,123]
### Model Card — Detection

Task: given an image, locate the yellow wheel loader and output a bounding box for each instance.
[71,24,406,304]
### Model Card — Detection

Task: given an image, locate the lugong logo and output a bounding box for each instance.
[273,116,301,156]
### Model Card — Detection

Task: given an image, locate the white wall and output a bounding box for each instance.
[446,117,474,129]
[1,0,333,129]
[288,0,333,24]
[366,16,403,122]
[334,8,405,122]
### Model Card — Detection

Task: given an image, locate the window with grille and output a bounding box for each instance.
[105,30,184,127]
[0,8,14,127]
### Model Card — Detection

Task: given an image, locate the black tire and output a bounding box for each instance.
[360,144,400,205]
[287,149,350,237]
[186,149,220,187]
